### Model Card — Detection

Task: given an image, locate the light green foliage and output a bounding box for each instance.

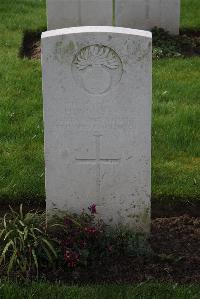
[0,205,57,279]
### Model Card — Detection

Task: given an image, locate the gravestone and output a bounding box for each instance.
[115,0,180,35]
[42,26,152,233]
[47,0,113,30]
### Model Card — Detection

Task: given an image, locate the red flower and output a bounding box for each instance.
[107,244,113,252]
[88,204,97,214]
[64,250,71,260]
[64,250,80,268]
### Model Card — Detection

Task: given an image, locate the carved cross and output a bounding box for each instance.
[76,134,121,203]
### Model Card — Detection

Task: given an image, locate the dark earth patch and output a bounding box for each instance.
[20,28,200,60]
[1,207,199,284]
[43,215,200,284]
[19,29,45,59]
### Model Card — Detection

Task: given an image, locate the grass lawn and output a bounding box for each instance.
[0,282,200,299]
[181,0,200,30]
[0,0,199,204]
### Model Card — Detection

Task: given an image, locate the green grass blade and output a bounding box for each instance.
[0,240,14,265]
[7,250,17,275]
[0,229,6,239]
[31,248,38,279]
[3,214,7,229]
[41,238,57,258]
[20,204,23,219]
[41,244,53,264]
[3,230,14,241]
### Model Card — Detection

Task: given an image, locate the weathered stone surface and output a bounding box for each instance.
[42,27,152,233]
[47,0,113,30]
[115,0,180,35]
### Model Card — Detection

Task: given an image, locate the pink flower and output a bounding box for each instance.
[64,250,80,268]
[88,204,97,214]
[64,250,71,260]
[107,245,113,252]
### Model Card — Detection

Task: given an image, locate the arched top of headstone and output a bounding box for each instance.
[42,26,152,39]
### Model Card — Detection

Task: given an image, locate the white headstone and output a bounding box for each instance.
[47,0,113,30]
[115,0,180,35]
[42,26,152,233]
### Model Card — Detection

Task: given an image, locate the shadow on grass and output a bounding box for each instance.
[19,28,46,59]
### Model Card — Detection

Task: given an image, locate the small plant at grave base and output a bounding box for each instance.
[49,204,108,270]
[0,205,57,280]
[0,204,152,280]
[50,204,152,272]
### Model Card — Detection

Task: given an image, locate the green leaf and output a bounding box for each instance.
[9,205,18,217]
[7,250,17,275]
[0,229,5,239]
[19,220,25,227]
[41,244,53,264]
[17,229,24,235]
[20,204,23,219]
[0,240,14,265]
[3,214,7,229]
[3,230,14,241]
[30,228,37,241]
[32,227,43,234]
[24,227,28,241]
[31,248,38,279]
[41,238,57,258]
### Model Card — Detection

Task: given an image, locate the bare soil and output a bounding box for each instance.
[44,215,200,284]
[1,203,199,283]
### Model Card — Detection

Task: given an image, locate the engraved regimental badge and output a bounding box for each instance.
[72,45,123,95]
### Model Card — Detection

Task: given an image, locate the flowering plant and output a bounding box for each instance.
[53,204,150,270]
[56,204,110,268]
[0,204,151,279]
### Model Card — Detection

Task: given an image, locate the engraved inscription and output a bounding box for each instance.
[72,45,123,95]
[76,135,121,203]
[55,117,135,130]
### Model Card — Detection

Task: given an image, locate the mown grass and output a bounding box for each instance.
[153,57,200,199]
[181,0,200,30]
[0,0,46,204]
[0,282,200,299]
[0,0,199,204]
